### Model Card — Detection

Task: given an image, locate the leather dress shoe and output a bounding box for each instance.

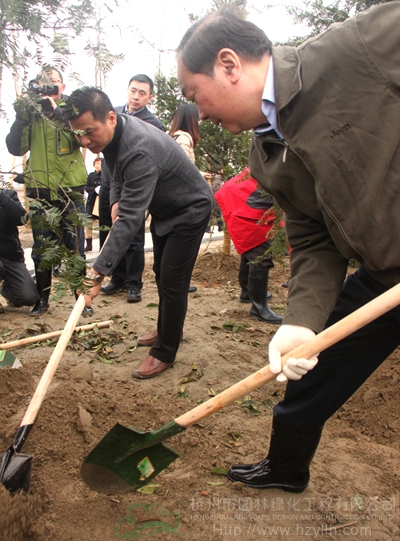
[132,355,172,379]
[188,285,197,293]
[100,281,124,295]
[137,331,158,346]
[127,288,142,303]
[29,298,49,316]
[227,458,308,493]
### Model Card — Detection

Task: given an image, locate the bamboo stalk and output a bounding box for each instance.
[0,320,112,350]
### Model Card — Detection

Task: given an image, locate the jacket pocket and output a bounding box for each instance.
[56,129,74,155]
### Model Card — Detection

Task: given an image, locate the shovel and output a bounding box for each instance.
[0,295,86,494]
[81,283,400,494]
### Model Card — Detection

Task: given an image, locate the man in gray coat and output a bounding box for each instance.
[64,87,213,379]
[177,3,400,491]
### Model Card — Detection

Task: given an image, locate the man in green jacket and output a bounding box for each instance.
[177,2,400,492]
[6,66,88,316]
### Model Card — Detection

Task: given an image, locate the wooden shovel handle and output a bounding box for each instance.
[21,295,86,427]
[176,282,400,429]
[0,320,112,350]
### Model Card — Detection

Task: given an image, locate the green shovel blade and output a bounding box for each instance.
[0,350,21,369]
[81,421,185,493]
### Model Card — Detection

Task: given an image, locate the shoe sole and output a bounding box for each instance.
[127,297,142,303]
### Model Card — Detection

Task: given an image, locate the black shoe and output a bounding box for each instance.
[29,298,49,316]
[188,285,197,293]
[127,288,142,303]
[82,306,94,316]
[100,281,124,295]
[227,417,322,493]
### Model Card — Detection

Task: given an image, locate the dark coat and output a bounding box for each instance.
[85,171,102,215]
[114,105,164,131]
[93,114,213,276]
[0,189,26,261]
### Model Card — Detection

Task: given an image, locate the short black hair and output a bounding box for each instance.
[177,8,272,76]
[127,74,154,94]
[38,65,64,83]
[64,86,114,122]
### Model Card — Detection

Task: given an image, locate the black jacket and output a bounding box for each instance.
[114,105,164,131]
[85,171,102,215]
[0,189,26,261]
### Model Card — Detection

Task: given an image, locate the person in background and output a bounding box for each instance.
[64,86,213,379]
[0,189,40,313]
[100,74,165,303]
[168,102,208,294]
[177,4,400,492]
[5,65,89,316]
[84,157,102,253]
[215,168,283,324]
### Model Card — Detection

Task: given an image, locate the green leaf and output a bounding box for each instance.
[98,356,113,364]
[136,484,162,494]
[206,481,225,486]
[211,467,228,476]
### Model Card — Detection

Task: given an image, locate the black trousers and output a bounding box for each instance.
[274,266,400,430]
[99,188,145,290]
[0,258,40,307]
[149,216,209,364]
[241,240,274,271]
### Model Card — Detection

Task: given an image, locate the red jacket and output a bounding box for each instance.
[215,169,276,254]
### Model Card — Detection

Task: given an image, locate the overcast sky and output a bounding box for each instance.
[0,0,307,175]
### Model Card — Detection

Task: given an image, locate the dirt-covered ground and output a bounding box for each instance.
[0,232,399,541]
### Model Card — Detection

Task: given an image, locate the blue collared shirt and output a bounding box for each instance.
[254,57,284,139]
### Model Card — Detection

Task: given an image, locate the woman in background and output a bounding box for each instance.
[168,103,200,163]
[169,104,207,293]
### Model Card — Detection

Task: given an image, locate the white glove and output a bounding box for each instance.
[269,324,318,382]
[95,185,101,195]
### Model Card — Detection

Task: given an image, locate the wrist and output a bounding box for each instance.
[86,269,104,283]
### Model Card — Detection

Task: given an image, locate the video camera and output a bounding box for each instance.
[28,80,59,96]
[28,80,59,115]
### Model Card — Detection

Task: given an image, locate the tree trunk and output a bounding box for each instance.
[222,229,231,256]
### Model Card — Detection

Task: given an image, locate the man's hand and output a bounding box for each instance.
[41,96,57,116]
[81,270,104,304]
[269,324,318,382]
[111,202,119,223]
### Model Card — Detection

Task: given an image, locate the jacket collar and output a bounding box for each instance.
[272,46,302,112]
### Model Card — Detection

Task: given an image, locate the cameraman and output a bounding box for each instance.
[6,66,88,316]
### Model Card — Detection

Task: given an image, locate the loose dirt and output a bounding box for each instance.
[0,234,399,541]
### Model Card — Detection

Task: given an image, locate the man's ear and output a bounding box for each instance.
[216,48,241,82]
[108,111,117,126]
